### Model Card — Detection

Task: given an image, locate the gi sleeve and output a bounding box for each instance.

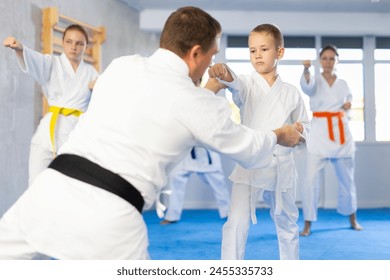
[300,73,316,97]
[17,45,53,85]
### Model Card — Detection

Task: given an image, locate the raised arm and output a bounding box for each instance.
[300,59,317,97]
[3,36,23,59]
[302,59,311,84]
[4,36,53,85]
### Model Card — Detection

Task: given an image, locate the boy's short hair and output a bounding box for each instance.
[250,24,284,49]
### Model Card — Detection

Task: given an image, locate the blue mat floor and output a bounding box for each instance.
[143,208,390,260]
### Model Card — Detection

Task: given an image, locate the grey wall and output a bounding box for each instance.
[0,0,159,216]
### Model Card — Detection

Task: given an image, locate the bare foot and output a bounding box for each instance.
[160,219,178,225]
[350,213,363,231]
[299,220,312,236]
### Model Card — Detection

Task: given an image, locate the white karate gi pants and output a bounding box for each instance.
[301,153,357,221]
[164,168,230,221]
[28,113,79,186]
[28,142,53,186]
[221,183,299,260]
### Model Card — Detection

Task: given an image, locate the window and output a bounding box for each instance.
[225,35,365,141]
[375,37,390,141]
[336,61,364,141]
[278,48,316,121]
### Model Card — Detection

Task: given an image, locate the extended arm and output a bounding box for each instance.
[302,59,311,84]
[3,36,23,60]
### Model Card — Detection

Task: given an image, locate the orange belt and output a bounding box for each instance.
[313,111,345,145]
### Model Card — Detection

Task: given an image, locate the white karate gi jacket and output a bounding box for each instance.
[17,46,99,150]
[300,73,355,157]
[223,72,309,216]
[226,73,309,190]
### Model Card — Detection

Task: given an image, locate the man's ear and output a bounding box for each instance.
[187,44,202,63]
[183,45,203,77]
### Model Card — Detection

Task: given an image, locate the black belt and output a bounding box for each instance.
[48,154,144,214]
[190,147,212,164]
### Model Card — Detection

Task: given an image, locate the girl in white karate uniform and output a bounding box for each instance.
[209,24,309,260]
[3,24,99,185]
[299,44,363,236]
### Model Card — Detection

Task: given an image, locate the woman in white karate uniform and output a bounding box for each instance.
[299,44,363,236]
[3,24,99,185]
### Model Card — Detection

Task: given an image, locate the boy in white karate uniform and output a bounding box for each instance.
[209,24,310,260]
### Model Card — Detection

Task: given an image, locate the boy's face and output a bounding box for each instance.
[248,32,284,75]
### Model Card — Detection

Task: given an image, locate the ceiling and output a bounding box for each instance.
[121,0,390,13]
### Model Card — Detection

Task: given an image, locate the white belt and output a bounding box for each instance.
[250,153,293,224]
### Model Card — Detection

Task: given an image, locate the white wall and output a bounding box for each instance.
[140,10,390,36]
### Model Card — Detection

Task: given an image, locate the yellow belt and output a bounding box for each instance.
[49,106,83,157]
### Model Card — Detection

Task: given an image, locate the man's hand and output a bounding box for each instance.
[273,124,305,147]
[204,77,227,94]
[208,63,234,82]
